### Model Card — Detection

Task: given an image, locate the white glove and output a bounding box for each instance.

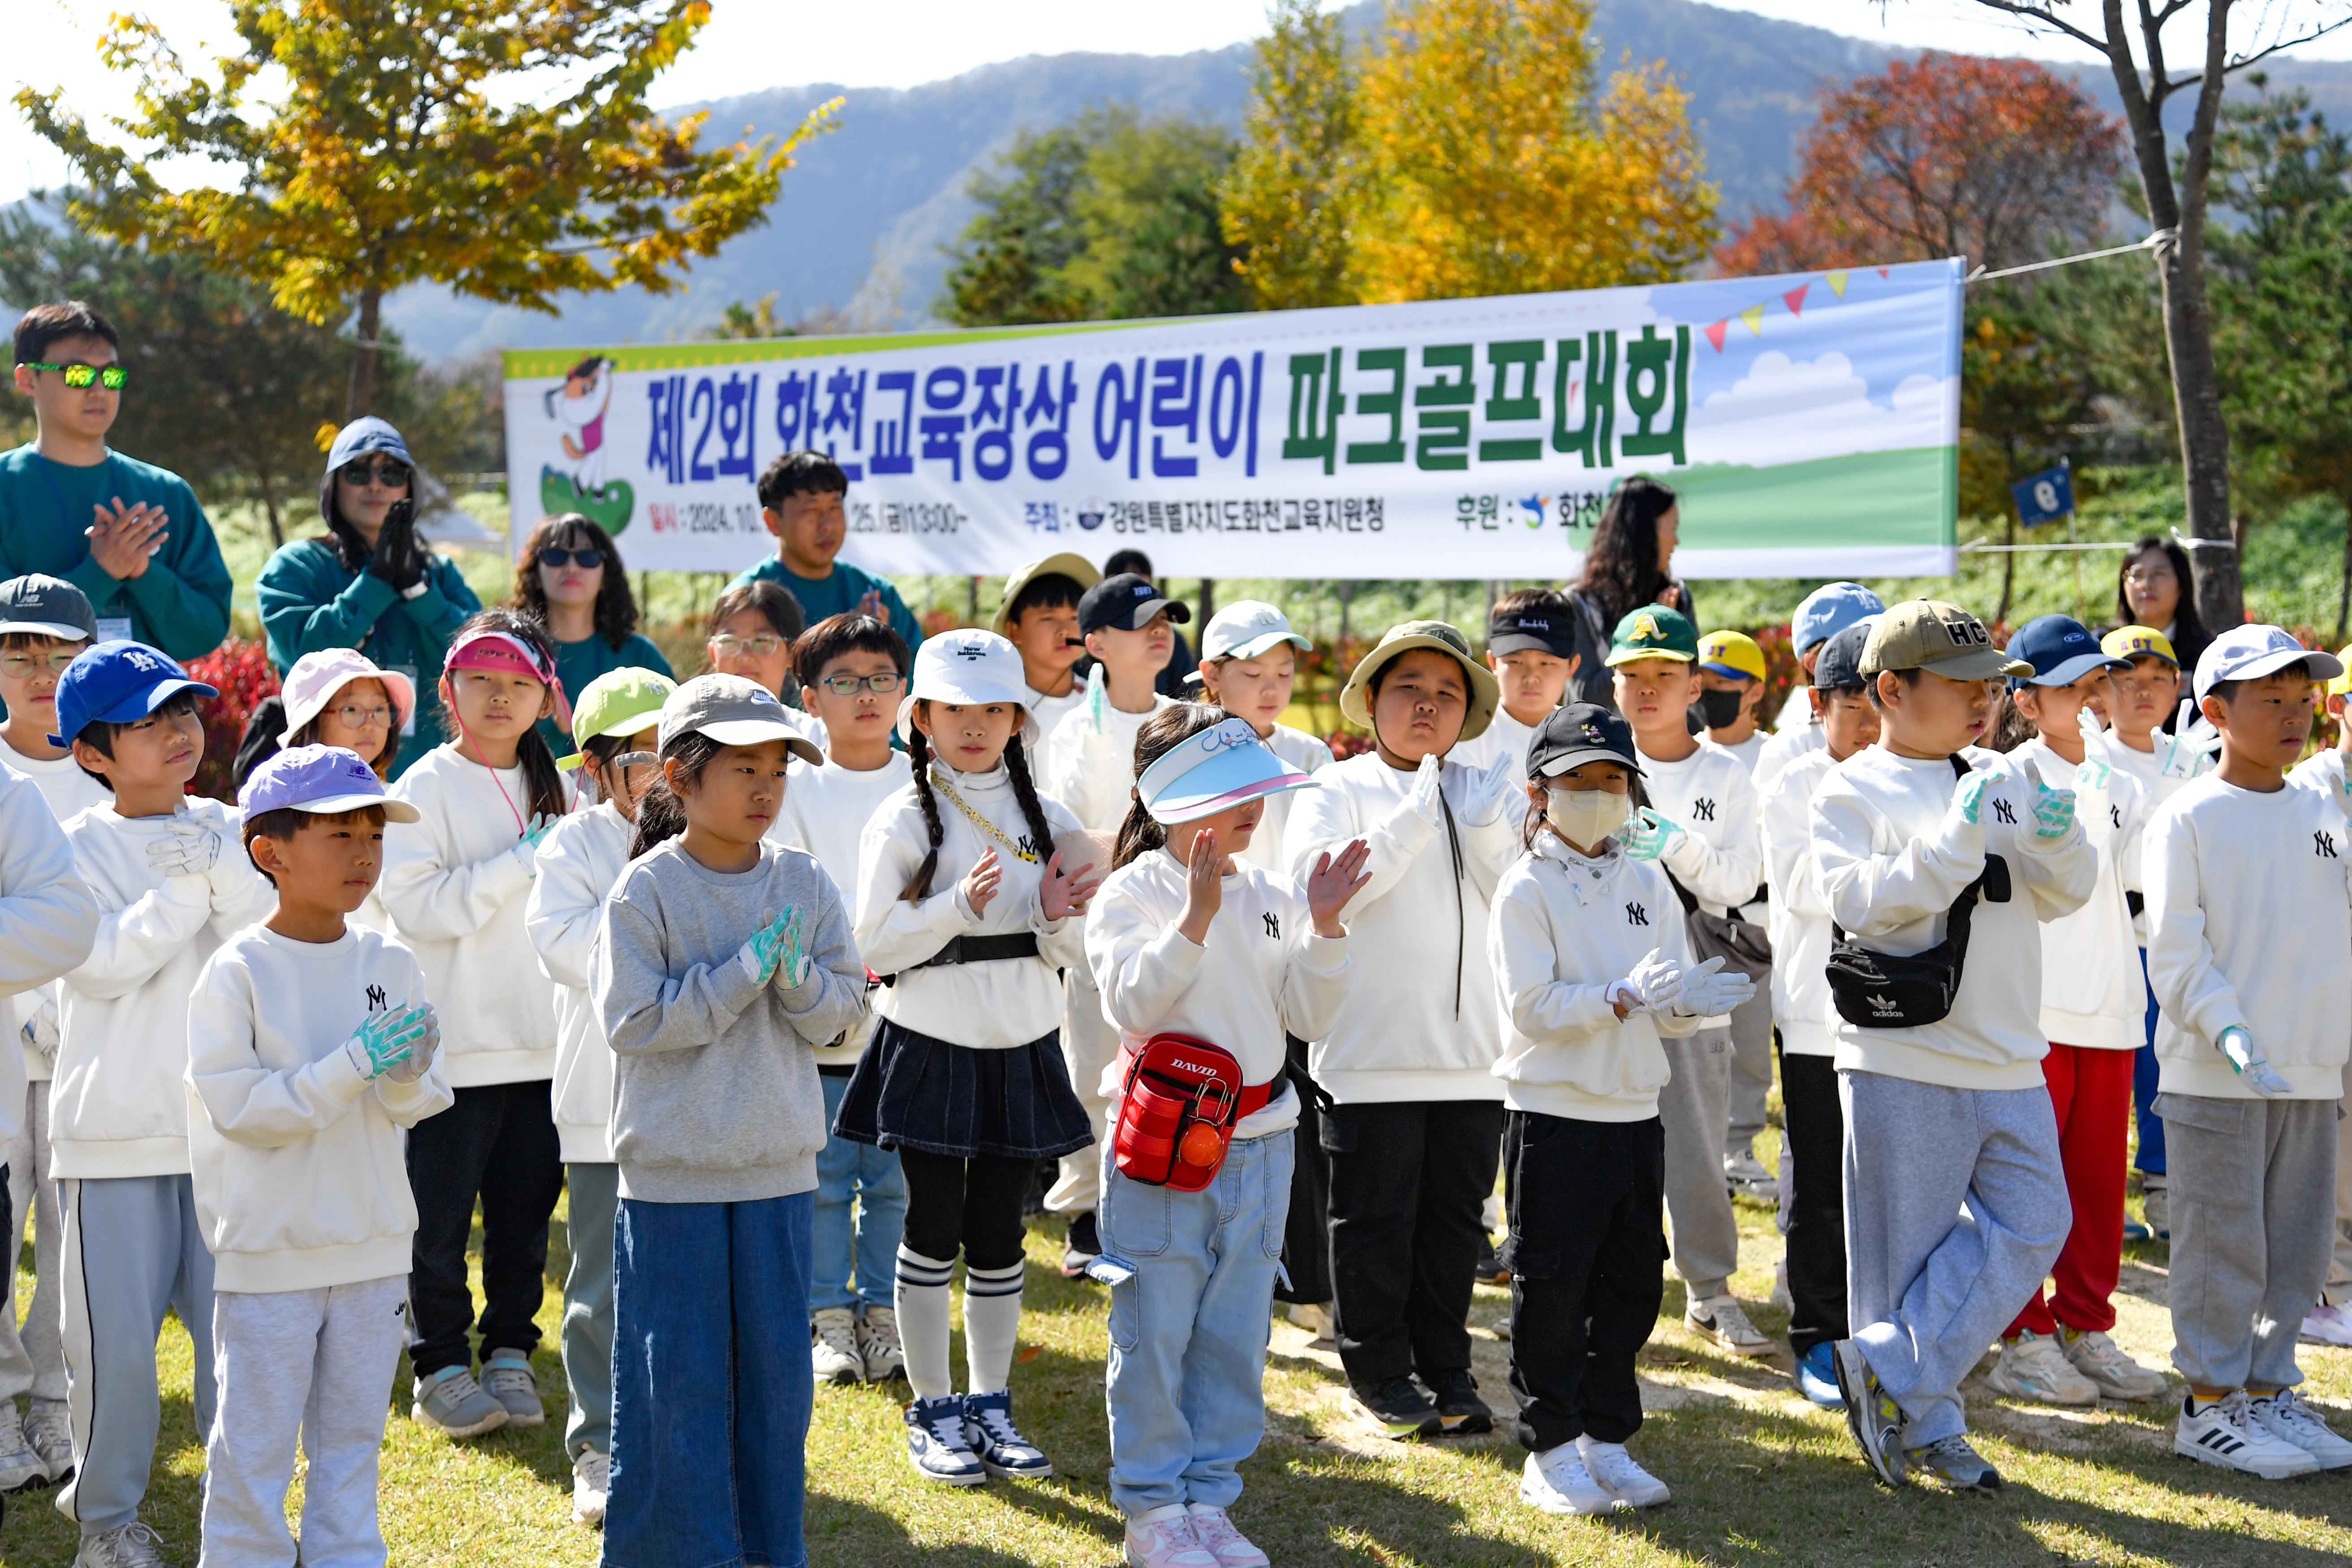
[385,1005,440,1084]
[1611,946,1686,1015]
[1457,752,1518,829]
[1408,752,1446,828]
[147,819,220,879]
[1672,957,1756,1018]
[2218,1025,2293,1099]
[2161,700,2223,781]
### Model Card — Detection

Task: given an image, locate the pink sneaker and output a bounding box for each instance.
[1124,1506,1219,1568]
[1187,1505,1271,1567]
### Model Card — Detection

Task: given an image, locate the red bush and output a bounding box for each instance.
[184,639,280,803]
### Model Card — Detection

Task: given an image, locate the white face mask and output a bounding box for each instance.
[1545,786,1632,846]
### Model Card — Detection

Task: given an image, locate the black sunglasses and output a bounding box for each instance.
[339,458,411,487]
[540,547,606,569]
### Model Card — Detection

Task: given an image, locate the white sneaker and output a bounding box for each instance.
[2300,1302,2352,1348]
[1769,1258,1791,1313]
[1186,1504,1271,1567]
[2246,1388,2352,1471]
[1984,1331,2100,1407]
[571,1446,609,1526]
[72,1520,168,1567]
[2175,1391,2319,1479]
[903,1394,987,1485]
[811,1307,864,1384]
[25,1399,73,1482]
[859,1306,906,1383]
[1124,1505,1219,1567]
[1577,1434,1670,1507]
[0,1401,46,1492]
[1685,1295,1774,1357]
[1287,1300,1335,1344]
[1519,1443,1622,1515]
[2061,1328,2167,1401]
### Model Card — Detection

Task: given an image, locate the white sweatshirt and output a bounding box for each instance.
[1086,850,1349,1140]
[1634,738,1764,1027]
[1711,731,1767,776]
[381,744,571,1086]
[855,757,1085,1048]
[525,802,633,1163]
[185,924,452,1292]
[2107,731,2212,945]
[1812,745,2094,1090]
[772,752,911,1067]
[1761,746,1842,1058]
[0,764,99,1146]
[1450,707,1541,801]
[2290,748,2350,821]
[0,750,108,1085]
[1753,717,1825,796]
[1489,835,1703,1121]
[1043,693,1176,833]
[1026,681,1087,742]
[1282,751,1518,1103]
[55,800,275,1177]
[2145,775,2352,1100]
[1242,723,1335,877]
[2015,736,2148,1048]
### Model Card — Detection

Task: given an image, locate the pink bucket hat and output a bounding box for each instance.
[278,648,417,746]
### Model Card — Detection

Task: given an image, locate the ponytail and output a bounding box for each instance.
[899,723,947,902]
[516,725,568,821]
[1111,703,1226,871]
[627,731,719,860]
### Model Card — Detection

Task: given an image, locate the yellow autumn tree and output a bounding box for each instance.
[1221,0,1363,310]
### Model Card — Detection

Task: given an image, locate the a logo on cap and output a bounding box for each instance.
[1629,613,1662,641]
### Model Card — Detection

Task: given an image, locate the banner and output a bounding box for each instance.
[501,259,1961,580]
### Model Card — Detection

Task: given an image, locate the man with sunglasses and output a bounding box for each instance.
[2,302,233,663]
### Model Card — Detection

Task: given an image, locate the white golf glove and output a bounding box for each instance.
[2161,700,2223,781]
[1407,751,1446,828]
[1671,956,1756,1018]
[147,818,220,879]
[2075,709,2113,791]
[2218,1025,2293,1099]
[1457,752,1519,829]
[1610,947,1686,1015]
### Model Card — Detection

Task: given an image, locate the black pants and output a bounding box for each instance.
[405,1080,564,1378]
[1323,1098,1504,1389]
[1501,1110,1663,1451]
[1275,1035,1332,1305]
[898,1149,1033,1272]
[1778,1046,1849,1357]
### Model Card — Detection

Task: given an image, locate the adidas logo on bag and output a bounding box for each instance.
[1867,993,1903,1018]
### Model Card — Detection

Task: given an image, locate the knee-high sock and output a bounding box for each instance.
[962,1259,1026,1395]
[893,1246,956,1402]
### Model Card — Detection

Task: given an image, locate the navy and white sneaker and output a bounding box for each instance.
[904,1394,988,1485]
[2175,1391,2317,1479]
[964,1388,1054,1479]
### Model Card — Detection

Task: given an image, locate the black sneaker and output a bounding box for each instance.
[1425,1369,1493,1435]
[1060,1211,1100,1279]
[1355,1377,1441,1440]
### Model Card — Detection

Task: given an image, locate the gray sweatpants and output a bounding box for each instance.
[2323,1085,2352,1309]
[1724,973,1775,1164]
[201,1276,409,1568]
[2155,1092,2338,1391]
[562,1161,618,1461]
[58,1173,217,1536]
[1,1080,67,1403]
[1842,1070,2068,1449]
[1659,1028,1740,1300]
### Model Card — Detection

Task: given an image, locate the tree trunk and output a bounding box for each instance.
[1199,577,1216,625]
[2336,494,2351,645]
[1997,510,2017,627]
[261,482,284,551]
[345,287,384,420]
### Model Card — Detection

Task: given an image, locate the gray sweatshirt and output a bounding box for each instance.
[592,838,866,1204]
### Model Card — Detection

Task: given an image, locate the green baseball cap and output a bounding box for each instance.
[1604,605,1700,667]
[1860,600,2032,682]
[558,666,678,769]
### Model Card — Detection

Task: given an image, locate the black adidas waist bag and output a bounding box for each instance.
[1824,756,2011,1029]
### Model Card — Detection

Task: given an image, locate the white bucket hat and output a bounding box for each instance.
[897,627,1039,748]
[278,648,417,747]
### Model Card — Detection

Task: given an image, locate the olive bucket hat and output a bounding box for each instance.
[1338,620,1502,743]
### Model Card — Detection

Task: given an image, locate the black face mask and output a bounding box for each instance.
[1698,687,1748,730]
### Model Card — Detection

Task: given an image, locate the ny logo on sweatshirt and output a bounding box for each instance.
[1263,911,1281,939]
[365,984,388,1011]
[1993,799,2018,825]
[1626,902,1650,927]
[2321,830,2341,860]
[1691,798,1716,823]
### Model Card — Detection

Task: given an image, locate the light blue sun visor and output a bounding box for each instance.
[1135,716,1319,825]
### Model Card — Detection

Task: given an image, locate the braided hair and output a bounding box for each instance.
[898,702,1058,901]
[1111,703,1225,870]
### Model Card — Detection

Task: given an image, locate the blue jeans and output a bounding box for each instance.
[814,1071,907,1313]
[1097,1129,1292,1518]
[608,1191,814,1568]
[2134,946,2166,1175]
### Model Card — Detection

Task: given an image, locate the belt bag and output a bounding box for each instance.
[1663,867,1772,980]
[1113,1033,1273,1192]
[1824,758,2012,1028]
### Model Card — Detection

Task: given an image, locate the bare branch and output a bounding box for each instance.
[2226,17,2352,74]
[1964,0,2114,54]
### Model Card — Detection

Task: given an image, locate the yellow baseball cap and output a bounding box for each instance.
[2331,644,2352,697]
[2100,625,2179,670]
[1697,629,1766,683]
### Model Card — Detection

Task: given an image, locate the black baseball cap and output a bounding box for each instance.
[1078,572,1191,635]
[1528,701,1643,780]
[1811,618,1876,693]
[0,574,97,642]
[1488,605,1576,660]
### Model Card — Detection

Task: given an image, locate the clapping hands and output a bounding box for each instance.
[1303,838,1372,937]
[1039,847,1102,922]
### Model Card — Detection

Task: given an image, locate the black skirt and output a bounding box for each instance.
[831,1016,1096,1161]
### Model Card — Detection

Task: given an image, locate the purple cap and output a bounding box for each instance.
[237,744,421,822]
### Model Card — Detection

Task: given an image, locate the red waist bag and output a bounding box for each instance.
[1113,1033,1274,1192]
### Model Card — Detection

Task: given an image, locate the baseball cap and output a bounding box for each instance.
[1487,603,1577,661]
[990,552,1101,637]
[1528,702,1644,780]
[237,743,420,822]
[1811,618,1876,693]
[1079,572,1191,636]
[1605,605,1700,667]
[2330,644,2352,699]
[1792,582,1886,656]
[559,666,678,770]
[1135,715,1317,825]
[50,640,217,749]
[1859,601,2031,682]
[898,627,1040,746]
[1338,620,1502,743]
[278,649,417,749]
[658,673,823,764]
[0,574,96,642]
[1193,600,1312,668]
[2101,625,2179,670]
[1697,629,1767,683]
[2192,624,2347,702]
[2005,614,2128,691]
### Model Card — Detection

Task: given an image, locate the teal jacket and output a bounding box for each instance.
[0,445,232,662]
[730,556,923,654]
[539,631,676,758]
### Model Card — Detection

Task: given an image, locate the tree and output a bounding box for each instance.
[1943,0,2352,629]
[938,126,1094,327]
[17,1,833,418]
[1957,292,2102,622]
[1221,0,1363,310]
[1713,54,2124,276]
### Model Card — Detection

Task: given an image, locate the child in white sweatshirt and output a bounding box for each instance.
[1811,601,2093,1495]
[1450,590,1580,799]
[993,553,1097,738]
[524,663,673,1525]
[382,609,574,1441]
[2145,626,2352,1479]
[50,642,274,1556]
[1087,708,1363,1568]
[1490,703,1753,1517]
[2289,651,2352,1348]
[189,746,452,1568]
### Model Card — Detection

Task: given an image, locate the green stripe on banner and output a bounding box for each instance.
[1674,445,1958,547]
[502,318,1145,379]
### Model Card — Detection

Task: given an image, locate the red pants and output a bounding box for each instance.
[2008,1043,2136,1338]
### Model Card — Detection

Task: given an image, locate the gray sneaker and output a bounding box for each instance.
[1833,1340,1907,1488]
[413,1365,511,1438]
[26,1398,74,1482]
[73,1520,168,1567]
[0,1400,46,1492]
[1906,1433,2002,1492]
[480,1348,546,1427]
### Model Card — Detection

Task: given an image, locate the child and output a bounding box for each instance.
[1283,621,1519,1439]
[1450,590,1580,798]
[1042,572,1182,1273]
[1696,629,1769,773]
[1756,582,1885,792]
[836,628,1100,1485]
[380,608,574,1440]
[591,674,867,1566]
[1491,703,1754,1515]
[1758,619,1876,1408]
[704,579,826,743]
[1606,606,1771,1356]
[1695,627,1778,1199]
[993,553,1099,739]
[50,641,274,1558]
[187,746,452,1568]
[1813,600,2091,1493]
[232,647,415,792]
[1088,707,1367,1568]
[2145,626,2352,1477]
[776,613,915,1385]
[1979,617,2170,1406]
[523,664,673,1526]
[2289,651,2352,1347]
[734,449,924,653]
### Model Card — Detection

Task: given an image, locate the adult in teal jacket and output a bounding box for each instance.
[257,417,481,776]
[509,511,673,758]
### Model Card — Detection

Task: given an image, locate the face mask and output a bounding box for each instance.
[1546,786,1632,846]
[1698,687,1747,730]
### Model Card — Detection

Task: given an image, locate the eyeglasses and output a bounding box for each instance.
[0,650,81,678]
[540,547,605,570]
[338,458,411,488]
[23,362,127,390]
[326,703,394,729]
[818,671,903,696]
[709,633,783,658]
[2124,566,2176,587]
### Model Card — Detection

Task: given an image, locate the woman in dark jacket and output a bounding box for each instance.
[2111,534,2213,705]
[1563,475,1694,711]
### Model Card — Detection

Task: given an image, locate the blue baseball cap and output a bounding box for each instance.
[50,640,216,749]
[2193,623,2348,702]
[237,743,421,822]
[1792,583,1886,656]
[2006,614,2128,691]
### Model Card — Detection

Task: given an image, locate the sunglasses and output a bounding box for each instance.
[338,458,412,487]
[25,362,128,390]
[540,547,606,569]
[816,671,904,696]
